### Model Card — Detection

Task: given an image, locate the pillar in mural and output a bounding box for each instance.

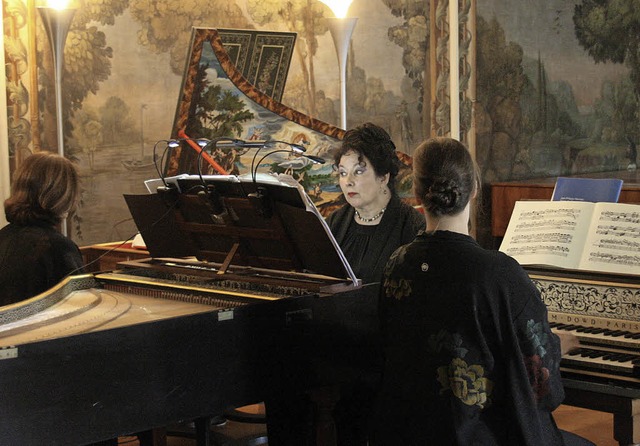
[428,0,475,154]
[4,0,34,168]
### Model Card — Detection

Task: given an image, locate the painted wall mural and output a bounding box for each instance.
[3,0,636,248]
[476,0,637,183]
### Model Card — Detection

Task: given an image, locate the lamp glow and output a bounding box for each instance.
[38,2,75,236]
[320,0,356,130]
[318,0,353,19]
[44,0,72,10]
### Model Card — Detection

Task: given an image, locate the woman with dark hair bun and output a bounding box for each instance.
[0,152,84,306]
[370,137,592,446]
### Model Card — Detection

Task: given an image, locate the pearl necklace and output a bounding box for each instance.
[355,207,386,222]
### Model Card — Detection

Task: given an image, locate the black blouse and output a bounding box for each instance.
[326,194,424,284]
[0,223,84,306]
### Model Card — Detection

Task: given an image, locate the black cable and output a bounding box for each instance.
[249,140,308,182]
[152,140,173,187]
[196,137,235,188]
[252,149,292,183]
[250,141,274,182]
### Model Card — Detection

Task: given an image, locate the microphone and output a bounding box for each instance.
[215,139,269,150]
[289,143,307,153]
[301,154,325,164]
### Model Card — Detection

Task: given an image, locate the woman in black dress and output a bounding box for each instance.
[370,137,592,446]
[0,152,83,306]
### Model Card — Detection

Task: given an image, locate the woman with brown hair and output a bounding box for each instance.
[0,152,84,306]
[370,137,591,445]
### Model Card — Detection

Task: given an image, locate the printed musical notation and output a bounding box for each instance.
[515,209,580,231]
[595,224,640,239]
[500,200,640,276]
[510,233,573,244]
[593,237,640,251]
[504,245,570,257]
[599,210,640,225]
[588,251,640,268]
[514,220,577,231]
[520,208,580,220]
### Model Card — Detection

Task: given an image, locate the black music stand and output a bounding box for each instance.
[124,174,358,285]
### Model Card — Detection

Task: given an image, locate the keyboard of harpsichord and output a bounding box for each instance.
[549,318,640,384]
[549,319,640,349]
[527,267,640,387]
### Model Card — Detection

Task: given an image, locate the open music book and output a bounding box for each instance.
[499,200,640,275]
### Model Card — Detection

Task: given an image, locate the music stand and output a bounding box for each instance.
[124,174,358,285]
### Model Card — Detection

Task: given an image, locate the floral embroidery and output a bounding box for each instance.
[526,319,548,358]
[523,319,553,400]
[437,358,493,409]
[384,277,412,300]
[524,354,551,401]
[431,330,493,409]
[428,330,468,358]
[383,246,407,275]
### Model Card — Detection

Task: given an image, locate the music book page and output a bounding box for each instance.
[499,201,640,275]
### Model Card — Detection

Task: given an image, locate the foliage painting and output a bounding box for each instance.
[4,0,637,246]
[476,0,637,182]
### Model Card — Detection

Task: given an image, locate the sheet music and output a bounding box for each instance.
[142,173,360,285]
[500,201,640,275]
[581,203,640,274]
[500,201,593,269]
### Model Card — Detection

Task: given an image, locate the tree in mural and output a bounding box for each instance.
[475,16,528,180]
[364,77,386,116]
[574,0,640,146]
[128,0,248,75]
[39,0,126,155]
[99,96,136,145]
[380,0,428,127]
[246,0,330,118]
[574,0,640,98]
[197,84,254,138]
[184,63,254,140]
[589,78,639,145]
[70,107,102,170]
[477,16,583,179]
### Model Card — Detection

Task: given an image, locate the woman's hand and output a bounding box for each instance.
[552,329,581,355]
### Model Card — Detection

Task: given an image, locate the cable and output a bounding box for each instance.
[252,149,293,183]
[152,140,171,187]
[195,137,236,188]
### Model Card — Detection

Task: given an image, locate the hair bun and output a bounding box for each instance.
[426,179,460,213]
